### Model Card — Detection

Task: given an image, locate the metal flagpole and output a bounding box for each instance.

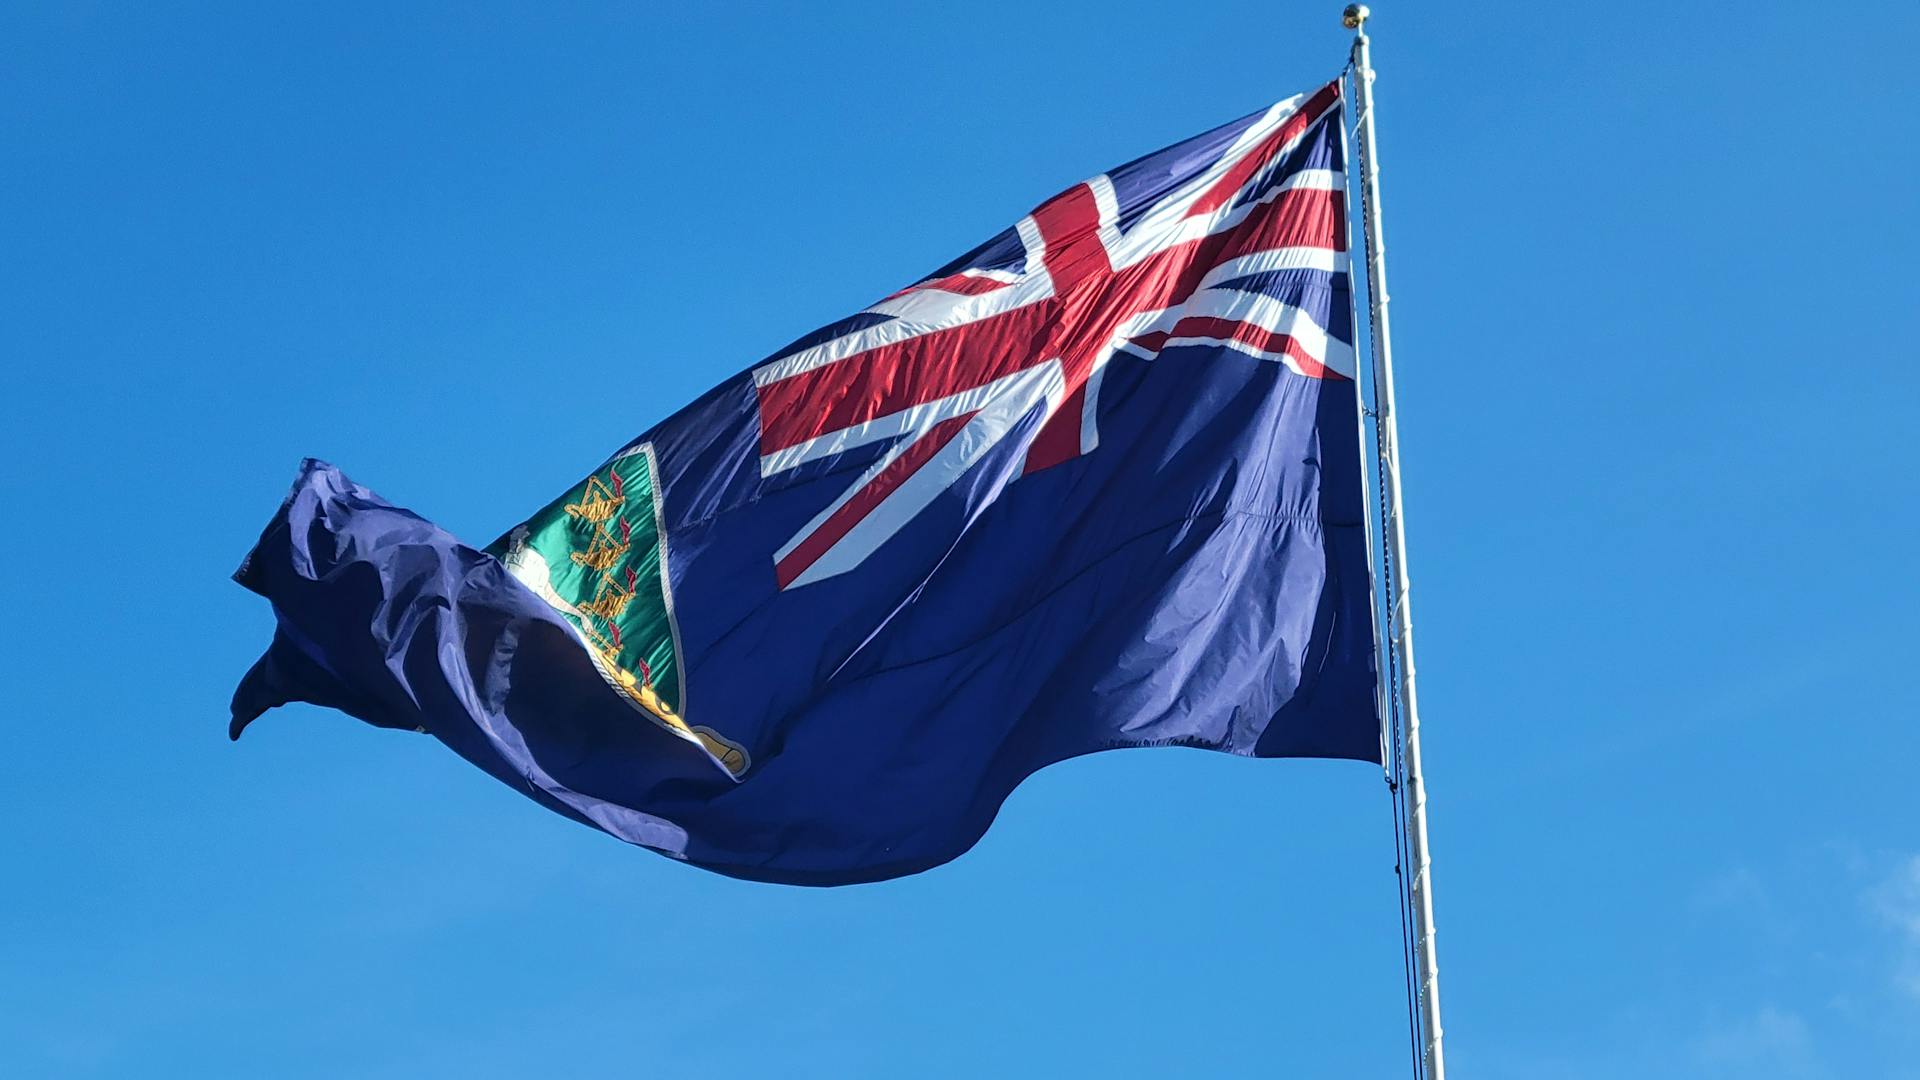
[1343,6,1446,1078]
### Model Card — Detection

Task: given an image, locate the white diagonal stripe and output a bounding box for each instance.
[775,361,1064,582]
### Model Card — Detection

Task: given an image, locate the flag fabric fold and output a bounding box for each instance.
[232,75,1380,885]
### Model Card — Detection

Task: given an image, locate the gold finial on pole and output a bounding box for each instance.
[1342,3,1370,29]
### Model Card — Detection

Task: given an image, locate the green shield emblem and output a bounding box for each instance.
[486,444,747,776]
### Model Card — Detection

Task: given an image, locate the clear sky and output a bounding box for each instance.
[4,3,1917,1077]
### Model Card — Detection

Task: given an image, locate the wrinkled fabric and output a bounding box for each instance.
[232,80,1379,885]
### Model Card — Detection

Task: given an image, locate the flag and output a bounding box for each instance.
[231,76,1379,885]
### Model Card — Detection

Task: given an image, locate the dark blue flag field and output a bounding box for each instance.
[232,76,1380,885]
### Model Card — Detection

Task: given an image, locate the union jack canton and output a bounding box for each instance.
[752,79,1354,588]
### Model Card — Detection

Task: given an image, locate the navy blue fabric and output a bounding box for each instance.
[1109,105,1268,235]
[917,224,1027,284]
[231,97,1381,886]
[231,341,1378,884]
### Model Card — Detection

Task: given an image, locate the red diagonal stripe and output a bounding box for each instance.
[775,411,976,588]
[1210,187,1346,261]
[1023,382,1087,474]
[1185,80,1341,219]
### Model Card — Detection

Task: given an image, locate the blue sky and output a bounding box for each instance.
[4,2,1917,1076]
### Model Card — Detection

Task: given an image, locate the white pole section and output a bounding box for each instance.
[1343,6,1446,1078]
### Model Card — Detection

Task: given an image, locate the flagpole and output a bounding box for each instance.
[1344,6,1446,1078]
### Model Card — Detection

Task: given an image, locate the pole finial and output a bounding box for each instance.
[1342,4,1370,29]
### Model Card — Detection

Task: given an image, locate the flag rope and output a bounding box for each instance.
[1346,4,1447,1077]
[1338,48,1426,1080]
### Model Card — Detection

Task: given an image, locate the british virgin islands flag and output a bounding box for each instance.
[231,77,1379,884]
